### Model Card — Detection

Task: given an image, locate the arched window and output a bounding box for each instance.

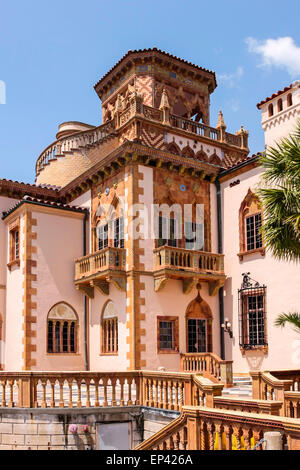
[277,98,283,112]
[268,103,274,117]
[238,189,264,260]
[287,93,293,107]
[185,286,212,353]
[101,301,118,355]
[47,303,78,354]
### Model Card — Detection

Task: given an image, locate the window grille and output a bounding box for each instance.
[238,273,267,349]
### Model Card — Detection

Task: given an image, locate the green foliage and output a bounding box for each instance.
[258,120,300,261]
[274,313,300,334]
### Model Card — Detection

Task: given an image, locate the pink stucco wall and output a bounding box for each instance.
[33,210,85,371]
[222,166,300,374]
[89,287,128,372]
[0,197,23,370]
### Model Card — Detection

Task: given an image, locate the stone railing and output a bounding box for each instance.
[181,353,233,388]
[0,371,223,411]
[154,247,225,275]
[75,248,126,281]
[251,370,300,417]
[170,115,220,141]
[136,406,300,450]
[213,396,283,416]
[36,120,115,176]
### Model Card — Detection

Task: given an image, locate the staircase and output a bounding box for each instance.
[222,376,252,398]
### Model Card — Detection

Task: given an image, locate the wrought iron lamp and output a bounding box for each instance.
[222,318,233,339]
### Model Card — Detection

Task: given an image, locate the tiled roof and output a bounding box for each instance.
[2,196,88,220]
[256,84,293,109]
[220,153,261,174]
[0,178,61,191]
[94,48,217,90]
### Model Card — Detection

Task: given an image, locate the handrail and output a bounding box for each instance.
[36,119,115,176]
[135,405,299,450]
[181,352,233,387]
[154,246,225,274]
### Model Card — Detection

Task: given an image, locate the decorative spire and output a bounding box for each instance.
[216,110,226,130]
[159,89,170,110]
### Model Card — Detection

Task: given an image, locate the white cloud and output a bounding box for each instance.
[246,36,300,77]
[218,66,244,87]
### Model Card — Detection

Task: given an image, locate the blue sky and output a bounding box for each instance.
[0,0,300,183]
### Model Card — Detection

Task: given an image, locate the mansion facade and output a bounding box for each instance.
[0,48,299,375]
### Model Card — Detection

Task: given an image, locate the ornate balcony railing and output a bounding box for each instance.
[181,353,233,387]
[36,119,115,176]
[135,406,298,450]
[75,247,126,282]
[154,246,225,275]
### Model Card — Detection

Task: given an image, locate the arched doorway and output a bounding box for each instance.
[185,285,213,353]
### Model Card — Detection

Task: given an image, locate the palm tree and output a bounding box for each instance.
[258,121,300,262]
[275,313,300,334]
[258,121,300,333]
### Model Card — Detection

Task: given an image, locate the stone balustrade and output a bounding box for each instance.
[136,406,300,450]
[154,246,225,275]
[75,248,126,281]
[36,120,115,176]
[181,353,233,387]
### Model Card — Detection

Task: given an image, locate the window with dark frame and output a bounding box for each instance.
[246,213,262,251]
[47,303,78,354]
[97,223,108,251]
[185,221,204,251]
[187,319,207,353]
[159,321,174,350]
[9,226,20,263]
[114,217,124,249]
[157,317,179,353]
[158,216,178,248]
[238,273,267,350]
[102,317,118,354]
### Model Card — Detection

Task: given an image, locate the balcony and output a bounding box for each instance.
[153,246,225,295]
[75,247,126,297]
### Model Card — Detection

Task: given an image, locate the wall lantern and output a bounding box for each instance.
[222,318,233,339]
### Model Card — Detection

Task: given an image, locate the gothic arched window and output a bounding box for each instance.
[47,303,78,354]
[101,301,118,355]
[238,189,265,261]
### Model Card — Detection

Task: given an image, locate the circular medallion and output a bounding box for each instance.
[180,185,186,192]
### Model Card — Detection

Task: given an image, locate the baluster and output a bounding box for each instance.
[8,380,14,408]
[1,381,6,407]
[119,378,125,406]
[234,428,242,450]
[179,382,184,408]
[111,379,117,406]
[59,380,64,408]
[244,428,252,450]
[77,379,82,407]
[159,380,163,408]
[128,378,133,406]
[174,381,179,411]
[103,379,108,407]
[41,380,47,409]
[134,378,140,406]
[50,380,56,408]
[175,432,181,450]
[163,381,168,409]
[154,380,158,408]
[94,379,100,407]
[86,379,91,407]
[224,425,233,450]
[207,423,215,450]
[149,379,154,407]
[68,380,73,408]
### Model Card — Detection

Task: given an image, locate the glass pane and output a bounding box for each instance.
[159,321,174,350]
[62,322,68,352]
[48,321,53,353]
[246,216,255,251]
[188,319,207,353]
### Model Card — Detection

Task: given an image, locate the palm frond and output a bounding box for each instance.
[274,313,300,334]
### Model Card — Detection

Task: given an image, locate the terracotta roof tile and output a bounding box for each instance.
[94,48,217,91]
[256,84,293,109]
